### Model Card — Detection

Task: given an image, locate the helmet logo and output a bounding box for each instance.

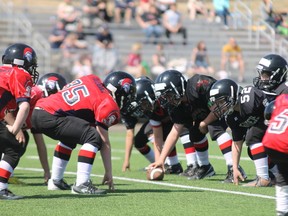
[119,78,133,93]
[46,80,57,90]
[23,47,33,63]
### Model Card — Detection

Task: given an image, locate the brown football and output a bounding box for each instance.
[146,167,164,181]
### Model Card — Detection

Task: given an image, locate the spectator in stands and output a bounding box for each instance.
[187,0,210,21]
[114,0,136,26]
[187,41,214,76]
[151,43,167,79]
[71,53,93,79]
[57,0,82,33]
[124,43,146,78]
[260,0,275,26]
[81,0,111,29]
[136,0,151,15]
[49,19,68,49]
[92,24,118,79]
[162,3,187,45]
[221,37,245,83]
[154,0,175,14]
[213,0,230,29]
[136,4,164,44]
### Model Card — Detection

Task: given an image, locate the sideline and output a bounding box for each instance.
[16,167,275,200]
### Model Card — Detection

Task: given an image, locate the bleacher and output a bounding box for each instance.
[0,0,287,84]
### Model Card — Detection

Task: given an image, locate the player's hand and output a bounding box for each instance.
[148,161,164,171]
[122,162,130,172]
[15,130,26,146]
[233,168,245,185]
[102,173,115,191]
[44,171,51,185]
[199,121,208,134]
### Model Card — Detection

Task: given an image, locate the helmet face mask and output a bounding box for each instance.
[209,79,239,119]
[2,43,39,84]
[253,54,288,91]
[155,69,186,110]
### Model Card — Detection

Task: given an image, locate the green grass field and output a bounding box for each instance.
[3,124,276,216]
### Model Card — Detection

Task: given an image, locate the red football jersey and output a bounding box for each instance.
[35,75,120,128]
[0,65,33,119]
[263,94,288,153]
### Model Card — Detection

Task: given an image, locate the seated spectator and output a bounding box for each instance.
[136,0,151,15]
[277,15,288,36]
[49,19,68,49]
[187,0,210,21]
[124,43,147,78]
[213,0,230,29]
[154,0,175,14]
[136,4,164,44]
[187,41,214,76]
[81,0,111,29]
[162,3,187,45]
[71,53,93,79]
[221,37,245,83]
[151,43,167,78]
[92,24,118,79]
[260,0,275,26]
[114,0,136,26]
[57,0,82,32]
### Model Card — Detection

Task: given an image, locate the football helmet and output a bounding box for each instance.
[2,43,39,84]
[209,79,240,119]
[103,71,136,112]
[132,76,156,117]
[253,54,288,91]
[154,69,186,109]
[37,73,67,97]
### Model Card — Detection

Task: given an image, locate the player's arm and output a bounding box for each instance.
[152,125,164,161]
[4,110,26,144]
[199,110,218,134]
[33,133,51,184]
[150,123,183,169]
[6,101,30,135]
[232,139,245,185]
[122,128,135,172]
[98,125,114,191]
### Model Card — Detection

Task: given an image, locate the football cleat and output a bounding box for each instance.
[164,163,183,174]
[179,164,199,177]
[243,176,273,187]
[0,189,23,200]
[71,180,107,195]
[48,178,71,190]
[188,163,215,180]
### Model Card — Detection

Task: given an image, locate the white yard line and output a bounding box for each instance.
[16,167,275,200]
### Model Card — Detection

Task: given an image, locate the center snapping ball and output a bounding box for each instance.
[146,167,164,181]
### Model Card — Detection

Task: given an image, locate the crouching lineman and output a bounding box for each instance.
[31,71,136,195]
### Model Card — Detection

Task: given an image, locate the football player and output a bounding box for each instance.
[122,76,184,174]
[209,79,277,186]
[263,98,288,216]
[31,71,136,195]
[3,73,67,185]
[0,43,38,199]
[150,71,241,181]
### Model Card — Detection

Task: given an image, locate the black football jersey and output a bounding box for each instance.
[186,74,217,121]
[226,86,277,141]
[273,81,288,95]
[168,102,193,128]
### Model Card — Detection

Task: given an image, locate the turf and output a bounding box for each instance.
[4,124,275,216]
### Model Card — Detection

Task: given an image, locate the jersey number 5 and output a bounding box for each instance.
[267,109,288,134]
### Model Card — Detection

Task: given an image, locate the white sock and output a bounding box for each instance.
[276,185,288,214]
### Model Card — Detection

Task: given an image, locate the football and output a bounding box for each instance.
[146,167,164,181]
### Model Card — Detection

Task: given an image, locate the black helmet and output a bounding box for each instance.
[209,79,241,118]
[253,54,288,91]
[37,73,67,97]
[154,69,186,109]
[134,76,156,116]
[2,43,39,84]
[103,71,136,112]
